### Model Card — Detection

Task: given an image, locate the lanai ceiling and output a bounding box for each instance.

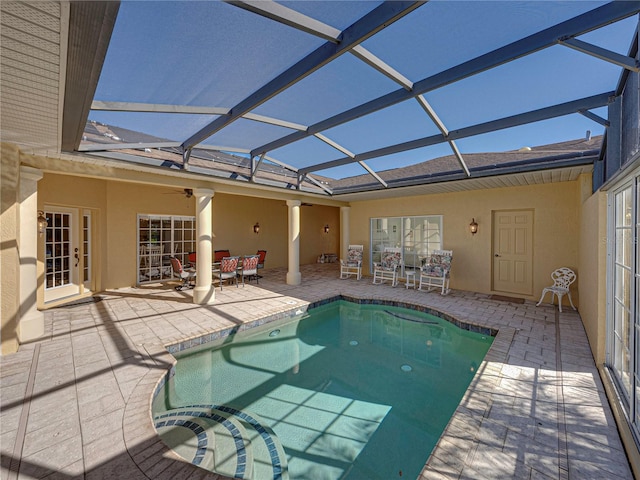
[2,1,639,197]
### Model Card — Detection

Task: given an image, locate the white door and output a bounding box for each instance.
[44,207,81,302]
[492,210,534,295]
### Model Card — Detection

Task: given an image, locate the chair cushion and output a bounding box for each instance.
[347,248,362,264]
[380,251,400,270]
[422,253,452,277]
[220,257,238,272]
[242,255,259,273]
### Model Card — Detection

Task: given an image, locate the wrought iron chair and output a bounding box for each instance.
[256,250,267,278]
[241,255,260,285]
[213,256,239,289]
[340,245,363,280]
[169,256,196,291]
[418,249,453,295]
[536,267,577,312]
[372,247,402,287]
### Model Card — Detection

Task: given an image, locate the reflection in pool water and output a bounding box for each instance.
[153,300,493,480]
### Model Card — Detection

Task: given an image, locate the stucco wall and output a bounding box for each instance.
[349,180,581,303]
[38,174,340,290]
[577,175,607,364]
[1,143,21,354]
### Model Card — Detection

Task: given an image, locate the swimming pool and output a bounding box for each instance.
[152,299,494,479]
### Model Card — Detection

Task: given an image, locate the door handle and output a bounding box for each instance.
[75,248,79,267]
[494,254,501,257]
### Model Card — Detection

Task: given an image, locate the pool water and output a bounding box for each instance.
[153,300,493,480]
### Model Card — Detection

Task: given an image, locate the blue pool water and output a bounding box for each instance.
[153,300,493,480]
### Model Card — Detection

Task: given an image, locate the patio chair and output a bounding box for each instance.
[169,256,196,291]
[256,250,267,278]
[340,244,363,280]
[536,267,577,312]
[419,249,453,295]
[240,255,260,285]
[372,247,402,287]
[213,256,239,290]
[214,249,231,263]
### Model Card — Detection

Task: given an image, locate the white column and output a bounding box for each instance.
[340,206,350,260]
[18,166,44,342]
[286,199,301,285]
[193,188,215,305]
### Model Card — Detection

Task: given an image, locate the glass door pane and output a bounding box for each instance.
[44,207,80,302]
[137,214,196,285]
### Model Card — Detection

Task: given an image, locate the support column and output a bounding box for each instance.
[286,199,301,285]
[193,188,215,305]
[18,166,45,342]
[340,206,350,260]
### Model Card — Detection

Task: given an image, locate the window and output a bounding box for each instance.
[607,168,639,446]
[137,215,195,284]
[370,216,442,275]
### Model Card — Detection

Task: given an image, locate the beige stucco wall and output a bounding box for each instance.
[577,175,607,364]
[349,180,581,303]
[1,143,21,354]
[38,174,340,291]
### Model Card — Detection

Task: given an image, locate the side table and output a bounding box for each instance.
[405,269,417,289]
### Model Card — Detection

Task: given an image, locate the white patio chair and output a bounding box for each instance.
[339,245,363,280]
[419,249,453,295]
[536,267,577,312]
[372,247,402,287]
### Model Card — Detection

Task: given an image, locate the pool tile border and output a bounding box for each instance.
[151,293,504,478]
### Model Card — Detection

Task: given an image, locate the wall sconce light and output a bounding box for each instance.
[253,222,260,234]
[324,224,330,234]
[37,210,48,236]
[469,218,478,235]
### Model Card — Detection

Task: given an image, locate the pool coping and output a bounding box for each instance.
[127,294,511,480]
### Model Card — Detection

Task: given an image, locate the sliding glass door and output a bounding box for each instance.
[370,215,442,276]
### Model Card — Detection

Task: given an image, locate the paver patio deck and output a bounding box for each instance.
[1,263,633,479]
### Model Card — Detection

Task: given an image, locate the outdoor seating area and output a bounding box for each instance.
[185,250,266,289]
[2,2,639,478]
[0,263,633,480]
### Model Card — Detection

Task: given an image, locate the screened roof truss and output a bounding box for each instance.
[74,0,640,196]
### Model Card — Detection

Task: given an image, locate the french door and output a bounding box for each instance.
[607,171,639,444]
[44,207,81,303]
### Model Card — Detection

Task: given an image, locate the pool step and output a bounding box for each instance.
[154,405,288,480]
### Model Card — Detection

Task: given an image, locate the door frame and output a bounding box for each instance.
[42,206,97,304]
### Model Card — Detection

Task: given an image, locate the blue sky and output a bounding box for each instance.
[90,1,638,179]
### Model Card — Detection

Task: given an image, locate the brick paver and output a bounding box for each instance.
[1,264,632,479]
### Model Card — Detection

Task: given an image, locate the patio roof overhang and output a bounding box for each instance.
[2,1,639,197]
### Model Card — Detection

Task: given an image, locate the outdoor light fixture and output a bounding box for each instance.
[253,222,260,234]
[37,210,48,236]
[324,224,330,234]
[469,218,478,235]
